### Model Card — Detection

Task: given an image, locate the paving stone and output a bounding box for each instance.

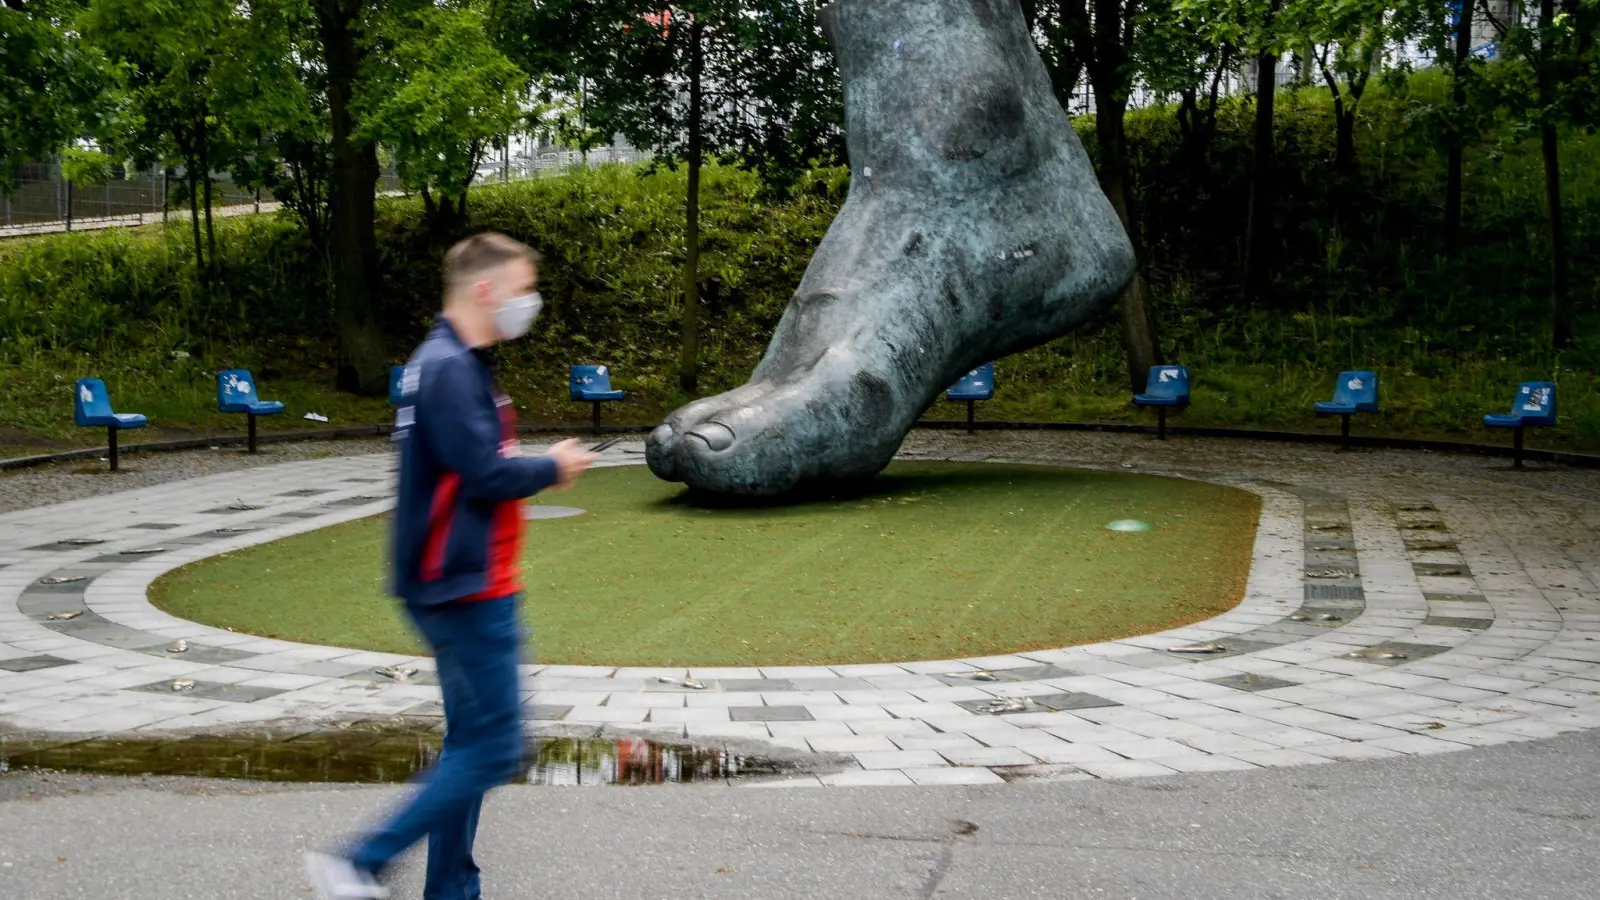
[818,769,914,787]
[1149,753,1260,773]
[0,655,74,672]
[715,678,794,692]
[903,766,1006,785]
[938,746,1038,767]
[809,734,897,754]
[1206,673,1301,692]
[855,750,947,770]
[728,705,813,722]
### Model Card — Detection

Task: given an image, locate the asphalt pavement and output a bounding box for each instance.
[2,730,1596,900]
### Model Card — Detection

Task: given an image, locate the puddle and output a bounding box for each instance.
[0,726,808,786]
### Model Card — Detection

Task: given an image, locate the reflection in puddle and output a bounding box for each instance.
[0,726,804,786]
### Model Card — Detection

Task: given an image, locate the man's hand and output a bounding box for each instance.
[544,438,598,491]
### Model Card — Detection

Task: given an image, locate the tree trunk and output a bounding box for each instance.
[186,163,204,276]
[317,0,386,395]
[198,108,217,280]
[1090,0,1159,391]
[678,17,705,394]
[1334,101,1355,176]
[1444,0,1475,252]
[1244,16,1280,307]
[1537,0,1571,350]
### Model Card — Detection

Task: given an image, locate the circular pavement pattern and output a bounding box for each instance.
[1,434,1598,788]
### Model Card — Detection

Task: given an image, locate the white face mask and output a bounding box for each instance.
[492,291,542,340]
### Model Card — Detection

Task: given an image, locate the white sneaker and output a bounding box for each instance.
[304,851,390,900]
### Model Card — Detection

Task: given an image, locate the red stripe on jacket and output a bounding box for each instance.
[467,393,525,600]
[421,473,462,582]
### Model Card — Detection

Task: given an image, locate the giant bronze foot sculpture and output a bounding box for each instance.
[647,0,1135,495]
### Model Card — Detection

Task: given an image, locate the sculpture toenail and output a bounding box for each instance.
[687,422,736,452]
[649,423,675,446]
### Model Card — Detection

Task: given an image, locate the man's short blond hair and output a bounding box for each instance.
[443,232,542,292]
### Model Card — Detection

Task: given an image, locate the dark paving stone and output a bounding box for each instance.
[276,511,324,520]
[787,677,877,692]
[1251,624,1333,641]
[135,643,258,664]
[25,540,105,552]
[1306,583,1365,602]
[86,548,170,563]
[1156,638,1287,660]
[1391,500,1437,512]
[1398,519,1448,532]
[278,488,333,497]
[963,664,1080,683]
[1304,550,1359,568]
[22,579,93,595]
[37,609,112,629]
[1424,592,1490,605]
[1284,606,1353,627]
[321,495,386,508]
[1344,642,1453,666]
[130,522,181,530]
[129,680,287,702]
[343,477,386,483]
[1304,536,1355,551]
[715,679,795,693]
[1414,562,1471,578]
[0,655,74,672]
[1424,616,1494,630]
[728,705,813,722]
[346,669,440,686]
[1404,539,1458,552]
[160,533,231,547]
[49,621,166,648]
[21,596,89,618]
[1026,692,1119,712]
[992,662,1081,675]
[1207,673,1301,692]
[199,506,254,515]
[523,704,573,720]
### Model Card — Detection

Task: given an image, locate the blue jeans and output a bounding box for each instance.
[350,595,525,900]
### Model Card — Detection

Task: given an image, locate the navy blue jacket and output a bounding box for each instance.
[391,318,558,607]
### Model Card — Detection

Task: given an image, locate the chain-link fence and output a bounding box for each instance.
[2,145,655,240]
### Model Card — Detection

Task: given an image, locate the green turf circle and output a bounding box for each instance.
[150,461,1260,666]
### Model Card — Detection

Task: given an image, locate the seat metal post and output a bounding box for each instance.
[966,400,975,435]
[1157,407,1167,440]
[591,402,602,436]
[1514,426,1524,469]
[248,413,258,454]
[108,427,118,472]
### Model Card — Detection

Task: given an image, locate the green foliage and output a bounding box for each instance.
[0,0,110,193]
[2,82,1597,449]
[357,1,528,221]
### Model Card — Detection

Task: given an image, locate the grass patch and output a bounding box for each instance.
[150,461,1260,666]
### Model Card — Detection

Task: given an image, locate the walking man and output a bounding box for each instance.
[307,232,596,899]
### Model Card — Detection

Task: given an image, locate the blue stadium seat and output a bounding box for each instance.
[1133,365,1190,439]
[1484,381,1556,468]
[217,369,284,453]
[945,363,995,434]
[389,365,406,406]
[570,365,625,434]
[74,378,146,471]
[1314,370,1379,448]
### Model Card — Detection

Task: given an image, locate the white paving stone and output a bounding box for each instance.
[1,441,1597,789]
